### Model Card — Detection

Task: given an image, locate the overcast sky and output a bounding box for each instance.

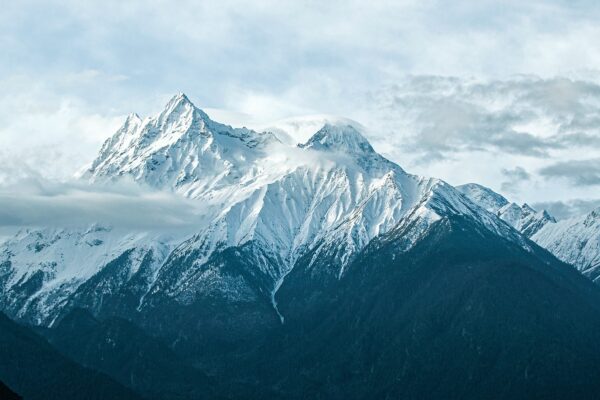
[1,0,600,221]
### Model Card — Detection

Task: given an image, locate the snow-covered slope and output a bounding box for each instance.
[532,209,600,283]
[0,94,534,324]
[499,203,556,237]
[457,183,556,237]
[0,225,183,324]
[456,183,600,283]
[455,183,510,213]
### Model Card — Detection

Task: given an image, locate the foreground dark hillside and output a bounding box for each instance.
[0,312,142,400]
[255,215,600,399]
[0,380,21,400]
[42,308,219,400]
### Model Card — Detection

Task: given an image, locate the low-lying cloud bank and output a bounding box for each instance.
[0,177,207,230]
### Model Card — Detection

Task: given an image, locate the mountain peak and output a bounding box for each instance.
[158,93,210,127]
[123,112,141,127]
[300,123,374,154]
[126,112,141,120]
[521,203,536,213]
[540,209,557,222]
[166,92,192,107]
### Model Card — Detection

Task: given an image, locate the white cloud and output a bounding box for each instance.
[349,75,600,208]
[539,159,600,187]
[0,177,208,230]
[0,74,128,180]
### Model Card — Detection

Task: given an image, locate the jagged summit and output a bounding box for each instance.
[533,206,600,282]
[457,183,557,239]
[300,123,375,154]
[521,203,536,214]
[87,95,399,199]
[86,94,278,195]
[124,112,142,124]
[167,91,191,105]
[163,92,198,110]
[158,92,211,127]
[164,92,191,109]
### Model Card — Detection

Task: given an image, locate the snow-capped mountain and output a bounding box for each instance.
[457,183,600,283]
[457,183,556,237]
[532,208,600,283]
[0,94,529,325]
[86,93,280,200]
[5,93,600,399]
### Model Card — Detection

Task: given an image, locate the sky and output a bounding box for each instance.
[1,0,600,222]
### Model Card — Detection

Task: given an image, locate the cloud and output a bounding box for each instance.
[539,159,600,186]
[532,199,600,220]
[501,166,531,193]
[363,76,600,162]
[0,75,125,181]
[342,75,600,212]
[0,177,209,230]
[502,167,531,182]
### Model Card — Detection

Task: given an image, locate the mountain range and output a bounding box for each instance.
[1,93,600,399]
[457,183,600,283]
